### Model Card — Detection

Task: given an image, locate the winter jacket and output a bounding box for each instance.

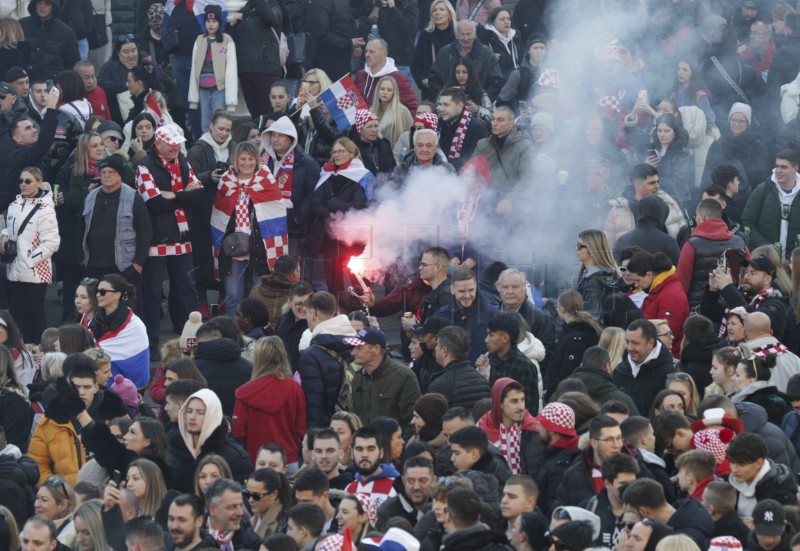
[377,0,418,66]
[477,25,519,77]
[442,524,513,551]
[612,194,682,266]
[298,315,357,427]
[731,381,791,427]
[28,414,85,486]
[412,25,455,100]
[651,142,693,208]
[677,218,748,306]
[736,401,800,478]
[748,525,795,551]
[712,510,751,543]
[230,0,283,76]
[354,135,396,175]
[456,449,511,496]
[427,358,490,411]
[613,341,676,415]
[728,458,797,509]
[26,104,82,182]
[434,293,500,364]
[667,498,714,550]
[699,52,764,129]
[2,186,60,285]
[3,109,58,211]
[163,1,201,57]
[376,480,424,531]
[427,40,504,101]
[436,109,488,171]
[276,309,308,373]
[194,338,253,417]
[473,127,535,197]
[19,0,79,79]
[604,186,686,247]
[747,335,800,393]
[743,173,800,253]
[536,439,580,515]
[570,367,640,415]
[170,389,253,493]
[701,127,770,199]
[188,33,238,108]
[641,271,689,357]
[678,106,715,187]
[394,149,455,178]
[354,60,418,113]
[351,353,421,439]
[306,0,356,83]
[0,386,33,452]
[97,58,174,125]
[544,322,600,401]
[232,374,306,463]
[249,272,294,324]
[0,444,37,525]
[511,0,547,45]
[679,334,723,396]
[555,446,603,507]
[781,410,800,460]
[576,268,626,323]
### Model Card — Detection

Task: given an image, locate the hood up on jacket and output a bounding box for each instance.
[178,388,224,458]
[261,116,298,166]
[478,377,538,442]
[552,507,602,540]
[299,314,357,351]
[637,194,669,232]
[27,0,61,19]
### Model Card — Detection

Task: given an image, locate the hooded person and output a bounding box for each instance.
[477,378,542,477]
[260,116,321,249]
[612,195,682,266]
[169,388,253,493]
[550,520,595,551]
[18,0,80,79]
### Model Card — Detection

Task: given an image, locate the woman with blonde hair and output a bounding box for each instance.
[294,68,343,165]
[0,17,28,76]
[194,454,233,498]
[330,411,362,466]
[370,76,413,147]
[655,534,701,551]
[544,290,602,401]
[0,505,19,551]
[124,458,168,518]
[666,372,700,417]
[34,476,77,546]
[412,0,456,100]
[233,336,306,465]
[74,499,113,551]
[575,229,624,321]
[599,326,626,368]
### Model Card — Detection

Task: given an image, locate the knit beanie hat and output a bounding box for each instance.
[550,520,594,551]
[204,4,222,21]
[728,102,752,126]
[787,374,800,400]
[355,109,379,133]
[519,511,549,551]
[414,112,438,132]
[536,402,576,437]
[180,311,203,350]
[691,428,734,465]
[414,393,449,434]
[110,374,139,413]
[709,536,743,551]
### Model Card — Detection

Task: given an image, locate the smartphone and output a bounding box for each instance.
[646,149,658,159]
[300,81,310,93]
[111,469,122,485]
[717,253,727,272]
[216,161,228,172]
[638,89,648,104]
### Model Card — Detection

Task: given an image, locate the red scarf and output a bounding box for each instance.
[752,342,789,357]
[174,0,196,12]
[448,110,471,159]
[719,288,779,337]
[87,158,100,178]
[275,150,294,203]
[499,422,521,475]
[158,152,189,235]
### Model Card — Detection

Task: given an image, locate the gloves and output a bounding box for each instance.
[56,377,86,417]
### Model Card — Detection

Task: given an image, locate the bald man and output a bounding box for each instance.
[745,312,800,393]
[354,38,418,112]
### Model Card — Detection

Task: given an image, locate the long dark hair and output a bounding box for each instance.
[371,417,401,463]
[250,468,294,508]
[135,418,171,464]
[447,57,485,106]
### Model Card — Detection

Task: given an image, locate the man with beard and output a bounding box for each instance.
[534,402,580,515]
[168,494,216,551]
[311,429,354,490]
[701,255,789,342]
[205,478,261,550]
[344,426,400,508]
[376,456,434,531]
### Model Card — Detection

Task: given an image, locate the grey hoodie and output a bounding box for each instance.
[261,116,298,172]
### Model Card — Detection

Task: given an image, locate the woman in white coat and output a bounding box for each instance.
[0,167,60,343]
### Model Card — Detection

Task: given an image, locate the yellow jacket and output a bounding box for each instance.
[27,416,85,486]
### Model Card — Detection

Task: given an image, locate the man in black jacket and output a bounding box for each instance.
[436,88,488,171]
[535,402,580,515]
[701,481,751,544]
[442,488,512,551]
[19,0,80,79]
[582,454,639,549]
[726,433,798,512]
[613,195,681,266]
[193,323,252,417]
[613,319,676,415]
[428,326,490,410]
[0,426,39,526]
[276,282,312,373]
[376,456,434,531]
[136,124,205,354]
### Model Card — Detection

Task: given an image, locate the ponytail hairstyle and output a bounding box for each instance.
[557,290,602,336]
[739,354,776,382]
[99,273,136,303]
[249,468,294,509]
[713,346,744,374]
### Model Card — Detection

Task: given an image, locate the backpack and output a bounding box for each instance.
[313,345,359,412]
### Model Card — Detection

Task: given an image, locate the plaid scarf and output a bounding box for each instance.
[499,422,522,475]
[234,176,254,234]
[158,152,189,234]
[206,518,234,551]
[752,342,789,357]
[718,288,779,337]
[448,109,471,159]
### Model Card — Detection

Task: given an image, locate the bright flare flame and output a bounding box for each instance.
[348,256,366,275]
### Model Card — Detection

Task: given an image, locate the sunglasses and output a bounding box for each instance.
[242,490,272,501]
[96,288,119,296]
[105,135,122,143]
[576,242,587,250]
[617,521,636,531]
[19,178,34,184]
[666,372,690,381]
[619,266,628,273]
[81,277,99,287]
[116,33,135,43]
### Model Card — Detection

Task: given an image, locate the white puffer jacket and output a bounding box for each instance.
[679,105,717,188]
[2,183,60,284]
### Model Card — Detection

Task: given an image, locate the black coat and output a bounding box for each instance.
[19,0,80,79]
[434,293,500,364]
[737,401,800,479]
[712,510,750,543]
[544,321,599,401]
[0,450,38,526]
[477,27,521,78]
[276,310,308,373]
[437,109,488,170]
[377,0,418,66]
[298,332,351,428]
[163,2,202,57]
[168,422,253,493]
[230,0,284,76]
[411,26,455,100]
[265,148,320,239]
[738,385,791,427]
[355,135,396,175]
[536,443,579,515]
[306,0,356,81]
[0,389,34,452]
[700,127,770,204]
[427,359,491,411]
[194,338,253,417]
[679,334,722,397]
[511,0,549,45]
[613,194,682,266]
[613,344,676,416]
[667,498,714,550]
[570,367,640,415]
[576,269,626,322]
[443,527,512,551]
[3,109,58,211]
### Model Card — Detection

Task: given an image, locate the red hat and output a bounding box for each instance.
[690,407,744,434]
[414,112,438,132]
[536,402,576,437]
[355,109,379,133]
[691,428,734,465]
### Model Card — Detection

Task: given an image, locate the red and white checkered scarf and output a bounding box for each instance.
[448,109,471,160]
[499,422,522,475]
[718,288,779,337]
[158,152,189,234]
[752,342,789,357]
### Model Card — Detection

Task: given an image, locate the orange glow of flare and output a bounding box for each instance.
[347,257,368,290]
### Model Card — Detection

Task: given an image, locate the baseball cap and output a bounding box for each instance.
[753,500,785,536]
[155,124,186,145]
[0,82,17,98]
[344,327,386,348]
[412,316,450,336]
[741,255,776,277]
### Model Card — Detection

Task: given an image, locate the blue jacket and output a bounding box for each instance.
[781,410,800,459]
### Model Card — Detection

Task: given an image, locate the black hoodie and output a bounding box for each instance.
[679,333,723,395]
[194,338,253,417]
[667,498,714,550]
[612,195,681,265]
[19,0,80,78]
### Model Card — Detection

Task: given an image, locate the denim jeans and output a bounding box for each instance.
[198,88,226,134]
[141,253,198,349]
[396,65,415,88]
[78,39,89,60]
[223,259,261,314]
[170,54,200,139]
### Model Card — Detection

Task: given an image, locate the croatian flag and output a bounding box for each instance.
[319,76,369,131]
[146,93,164,127]
[96,310,151,388]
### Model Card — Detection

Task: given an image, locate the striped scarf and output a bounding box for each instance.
[752,342,789,357]
[158,152,189,234]
[499,422,521,475]
[718,288,779,337]
[448,109,471,159]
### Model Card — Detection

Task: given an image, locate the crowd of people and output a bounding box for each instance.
[4,0,800,550]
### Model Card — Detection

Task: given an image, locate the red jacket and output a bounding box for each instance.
[232,375,307,463]
[86,86,111,120]
[354,68,418,114]
[642,271,689,357]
